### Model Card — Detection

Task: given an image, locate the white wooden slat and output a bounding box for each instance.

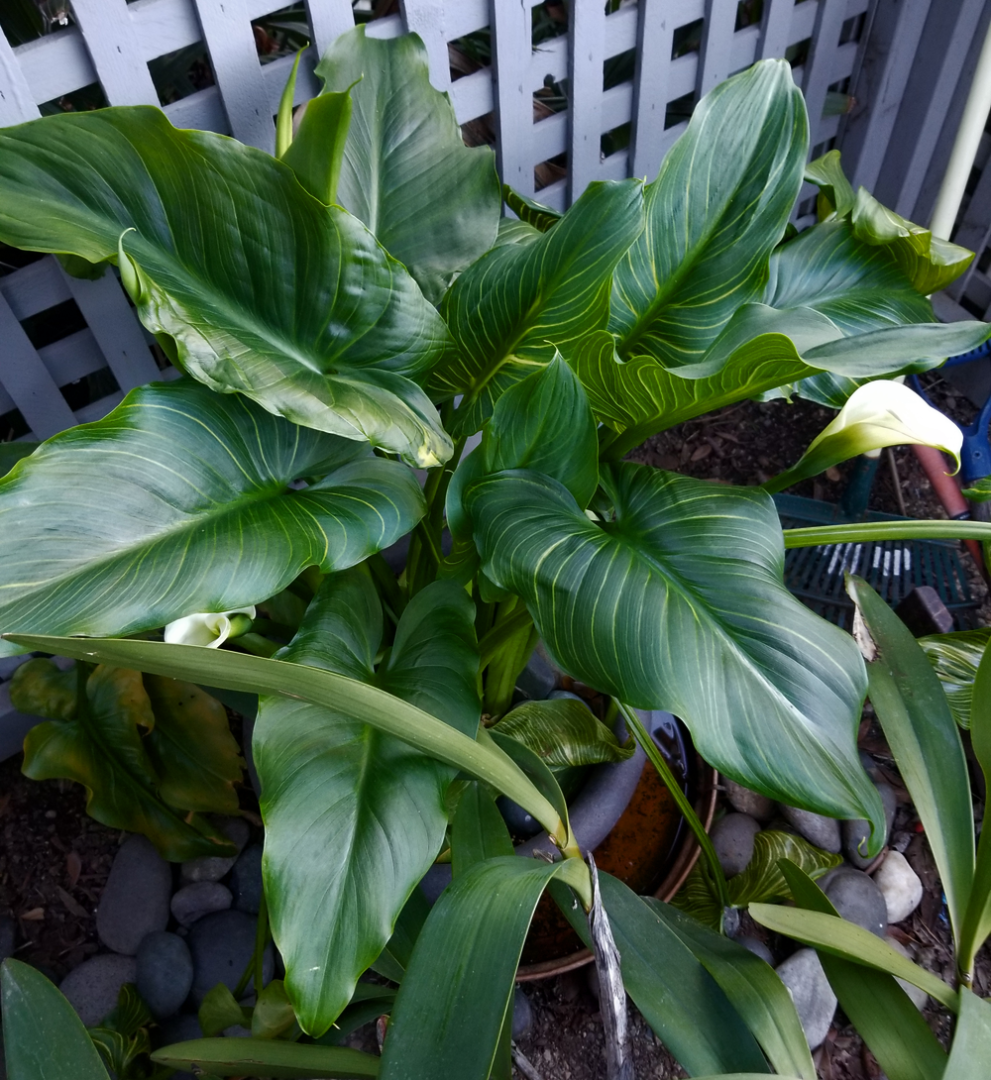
[37,329,109,387]
[364,14,405,40]
[400,1,453,95]
[303,0,355,57]
[697,0,738,95]
[0,260,73,323]
[71,0,161,105]
[533,112,567,168]
[884,0,987,218]
[789,0,819,47]
[568,0,607,203]
[195,0,275,152]
[442,0,490,41]
[802,0,850,156]
[58,267,160,392]
[0,31,41,123]
[164,84,228,132]
[0,292,76,438]
[449,66,494,126]
[490,0,535,196]
[537,178,567,212]
[840,0,933,193]
[0,387,15,416]
[530,31,567,89]
[757,0,795,60]
[600,149,630,182]
[604,3,637,58]
[129,0,202,59]
[630,0,676,182]
[14,26,98,105]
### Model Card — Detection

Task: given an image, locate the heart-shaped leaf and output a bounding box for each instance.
[492,699,633,767]
[18,662,239,861]
[434,179,644,434]
[610,60,807,366]
[0,379,424,657]
[316,26,501,305]
[466,462,884,837]
[254,568,480,1035]
[918,628,990,729]
[0,106,453,465]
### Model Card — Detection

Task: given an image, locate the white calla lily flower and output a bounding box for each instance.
[765,381,962,494]
[164,606,256,648]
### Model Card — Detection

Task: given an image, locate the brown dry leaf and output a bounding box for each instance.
[690,443,712,463]
[20,907,44,921]
[66,850,82,886]
[826,466,842,482]
[56,886,89,919]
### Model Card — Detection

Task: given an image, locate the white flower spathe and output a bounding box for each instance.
[164,606,256,648]
[809,380,963,467]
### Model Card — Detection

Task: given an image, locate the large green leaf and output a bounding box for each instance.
[805,150,856,217]
[610,60,807,365]
[1,959,110,1080]
[918,628,990,729]
[466,462,883,835]
[379,855,589,1080]
[0,107,453,465]
[254,569,480,1035]
[643,901,816,1079]
[434,179,644,433]
[1,633,565,845]
[151,1038,379,1078]
[848,576,975,944]
[450,782,514,878]
[945,989,991,1079]
[555,873,769,1074]
[18,662,239,861]
[0,379,424,658]
[316,27,501,306]
[776,861,949,1080]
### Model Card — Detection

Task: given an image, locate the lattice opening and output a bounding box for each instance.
[0,406,30,444]
[960,293,986,319]
[736,1,763,32]
[797,194,818,219]
[811,136,837,160]
[604,47,636,92]
[0,245,44,280]
[533,1,568,49]
[21,299,86,351]
[665,91,695,131]
[787,37,811,69]
[40,82,109,116]
[352,0,398,21]
[535,150,567,194]
[825,77,855,119]
[148,45,216,106]
[449,28,491,83]
[840,13,866,47]
[60,367,122,414]
[253,4,310,64]
[673,19,704,59]
[976,245,991,276]
[601,121,631,159]
[0,0,57,45]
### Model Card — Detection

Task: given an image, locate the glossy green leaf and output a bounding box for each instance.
[492,699,633,767]
[466,462,883,835]
[750,904,957,1011]
[805,149,855,217]
[1,633,565,846]
[435,179,644,433]
[0,107,453,465]
[556,873,769,1074]
[199,983,250,1037]
[252,980,298,1040]
[1,959,110,1080]
[643,901,816,1079]
[848,575,975,943]
[10,657,78,719]
[483,354,599,510]
[255,569,480,1035]
[281,88,354,206]
[851,187,974,295]
[151,1038,379,1078]
[959,639,991,975]
[316,26,501,305]
[379,855,589,1080]
[451,781,513,878]
[962,475,991,503]
[275,49,303,158]
[945,988,991,1079]
[611,60,807,366]
[728,830,842,906]
[19,663,238,861]
[918,628,990,729]
[0,379,424,658]
[502,184,562,232]
[778,861,949,1080]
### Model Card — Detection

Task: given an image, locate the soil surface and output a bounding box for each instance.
[2,376,990,1080]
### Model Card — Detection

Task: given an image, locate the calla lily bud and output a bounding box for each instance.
[764,381,962,494]
[164,606,257,648]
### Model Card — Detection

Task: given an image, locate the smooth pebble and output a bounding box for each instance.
[775,948,836,1050]
[60,954,137,1027]
[874,851,924,924]
[97,835,172,955]
[710,813,761,877]
[780,805,841,853]
[822,867,888,937]
[136,931,193,1019]
[171,881,233,927]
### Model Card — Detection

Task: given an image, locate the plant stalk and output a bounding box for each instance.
[783,519,991,547]
[618,702,729,911]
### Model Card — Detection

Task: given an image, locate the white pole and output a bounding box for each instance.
[930,15,991,241]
